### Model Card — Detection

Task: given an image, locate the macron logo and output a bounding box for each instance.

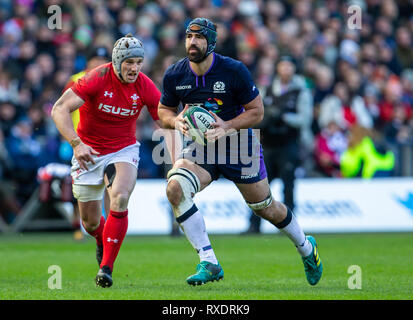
[240,173,258,179]
[104,91,113,98]
[176,85,192,90]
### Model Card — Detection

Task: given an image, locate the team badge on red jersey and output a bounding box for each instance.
[131,93,139,106]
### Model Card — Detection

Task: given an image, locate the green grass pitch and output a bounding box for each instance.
[0,232,412,300]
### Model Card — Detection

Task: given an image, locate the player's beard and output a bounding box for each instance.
[187,45,207,63]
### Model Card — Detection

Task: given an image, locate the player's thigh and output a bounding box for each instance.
[107,162,138,198]
[235,177,271,203]
[173,158,212,191]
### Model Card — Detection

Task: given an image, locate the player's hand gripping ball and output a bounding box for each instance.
[183,106,216,145]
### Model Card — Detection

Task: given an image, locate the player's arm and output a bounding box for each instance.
[157,103,187,164]
[225,94,264,130]
[157,67,191,133]
[51,88,84,143]
[158,102,189,135]
[157,102,177,129]
[51,88,99,170]
[207,61,263,139]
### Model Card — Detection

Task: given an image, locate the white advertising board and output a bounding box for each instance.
[127,178,413,234]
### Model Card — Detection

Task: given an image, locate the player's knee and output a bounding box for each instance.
[110,190,129,211]
[174,158,191,169]
[166,167,200,219]
[254,200,287,224]
[253,205,272,221]
[166,179,183,207]
[82,217,101,232]
[247,193,277,219]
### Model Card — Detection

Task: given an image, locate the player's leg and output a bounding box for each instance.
[77,199,103,235]
[73,185,106,266]
[279,144,298,210]
[245,148,278,234]
[71,147,109,262]
[166,158,224,285]
[97,162,136,277]
[235,178,323,285]
[103,188,110,217]
[72,202,84,241]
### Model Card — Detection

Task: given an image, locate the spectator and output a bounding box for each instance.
[255,56,275,91]
[5,117,45,203]
[215,21,238,59]
[401,69,413,106]
[22,63,44,100]
[117,7,137,37]
[0,100,20,137]
[0,70,20,104]
[313,64,334,105]
[152,22,185,69]
[35,53,55,85]
[340,125,395,178]
[314,120,348,177]
[383,103,413,145]
[378,76,411,128]
[395,27,413,70]
[319,82,373,130]
[0,127,20,224]
[364,87,381,127]
[136,15,159,68]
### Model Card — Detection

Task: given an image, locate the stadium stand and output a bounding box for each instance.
[0,0,413,227]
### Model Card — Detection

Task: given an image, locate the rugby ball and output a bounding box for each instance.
[183,106,216,145]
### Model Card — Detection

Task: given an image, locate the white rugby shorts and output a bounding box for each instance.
[71,142,140,186]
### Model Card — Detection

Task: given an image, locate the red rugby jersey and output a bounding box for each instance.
[71,62,160,155]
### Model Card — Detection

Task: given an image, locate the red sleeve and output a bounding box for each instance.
[63,79,75,94]
[141,73,161,121]
[71,71,98,102]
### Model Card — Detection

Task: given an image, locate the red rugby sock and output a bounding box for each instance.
[83,215,105,245]
[100,210,128,271]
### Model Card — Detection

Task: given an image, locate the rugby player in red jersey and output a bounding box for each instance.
[52,34,161,288]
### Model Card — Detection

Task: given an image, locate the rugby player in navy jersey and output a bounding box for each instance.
[157,18,323,286]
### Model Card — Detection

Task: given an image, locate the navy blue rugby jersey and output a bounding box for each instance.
[160,53,259,121]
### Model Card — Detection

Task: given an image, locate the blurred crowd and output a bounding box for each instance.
[1,0,413,221]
